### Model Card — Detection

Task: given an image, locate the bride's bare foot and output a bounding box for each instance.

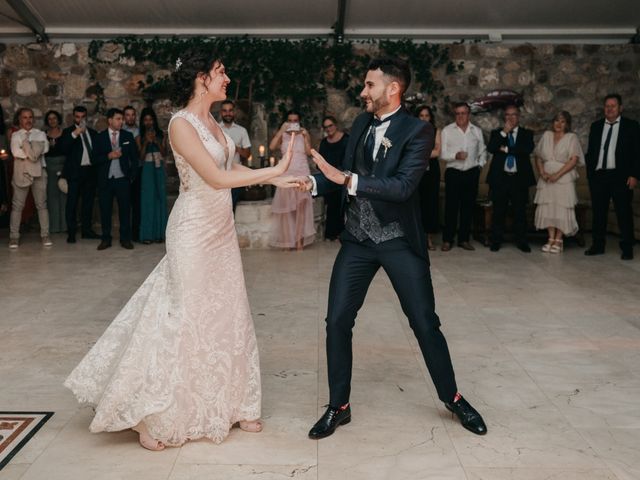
[132,422,165,451]
[238,419,263,433]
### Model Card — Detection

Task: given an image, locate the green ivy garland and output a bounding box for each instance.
[88,36,462,122]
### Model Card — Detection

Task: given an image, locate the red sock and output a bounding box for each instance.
[453,392,462,403]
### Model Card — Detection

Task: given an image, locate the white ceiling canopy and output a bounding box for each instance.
[1,0,638,43]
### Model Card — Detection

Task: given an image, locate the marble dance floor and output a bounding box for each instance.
[1,232,639,480]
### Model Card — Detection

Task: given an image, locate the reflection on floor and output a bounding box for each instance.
[1,232,639,479]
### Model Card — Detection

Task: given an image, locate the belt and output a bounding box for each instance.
[504,172,517,176]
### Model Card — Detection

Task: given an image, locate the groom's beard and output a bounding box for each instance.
[362,96,390,114]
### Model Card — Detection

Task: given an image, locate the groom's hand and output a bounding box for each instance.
[310,149,344,185]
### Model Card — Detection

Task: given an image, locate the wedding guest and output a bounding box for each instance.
[440,102,486,251]
[269,111,315,250]
[318,115,348,240]
[584,94,640,260]
[8,110,36,227]
[486,104,536,252]
[94,108,139,250]
[137,107,168,244]
[0,106,8,217]
[219,100,251,211]
[124,105,142,242]
[533,111,585,253]
[59,106,100,243]
[416,106,441,250]
[44,110,67,234]
[9,107,51,248]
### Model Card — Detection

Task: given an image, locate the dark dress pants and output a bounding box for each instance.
[443,167,480,243]
[323,190,344,240]
[99,177,131,243]
[325,231,458,407]
[490,175,529,245]
[66,166,97,235]
[130,168,142,241]
[419,158,441,233]
[589,170,635,252]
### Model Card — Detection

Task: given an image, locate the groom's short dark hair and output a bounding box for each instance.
[368,57,411,95]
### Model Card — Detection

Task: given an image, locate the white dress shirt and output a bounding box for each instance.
[440,122,487,171]
[10,128,49,167]
[310,105,401,197]
[219,122,251,165]
[596,116,620,170]
[71,126,93,166]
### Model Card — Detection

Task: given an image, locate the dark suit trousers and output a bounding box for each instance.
[99,177,131,242]
[589,170,635,251]
[66,166,97,235]
[443,167,480,243]
[323,190,345,240]
[419,159,441,234]
[490,175,529,244]
[130,168,142,241]
[326,232,458,406]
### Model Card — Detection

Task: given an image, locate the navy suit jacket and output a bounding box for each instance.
[93,129,139,185]
[486,127,536,188]
[314,108,434,260]
[59,125,99,180]
[585,116,640,182]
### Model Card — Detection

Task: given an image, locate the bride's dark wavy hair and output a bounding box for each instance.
[170,48,222,107]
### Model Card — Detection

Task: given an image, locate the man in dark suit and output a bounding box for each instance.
[93,108,139,250]
[59,106,100,243]
[585,94,639,260]
[486,105,536,252]
[302,57,486,439]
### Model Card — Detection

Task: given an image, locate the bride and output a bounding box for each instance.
[64,49,300,450]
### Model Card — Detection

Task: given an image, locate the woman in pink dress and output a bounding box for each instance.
[65,49,300,451]
[269,111,316,250]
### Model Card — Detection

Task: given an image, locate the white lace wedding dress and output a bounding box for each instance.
[64,110,261,446]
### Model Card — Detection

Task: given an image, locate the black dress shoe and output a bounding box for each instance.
[308,405,351,439]
[120,241,134,250]
[584,246,605,256]
[458,241,476,251]
[97,240,112,250]
[81,231,100,239]
[67,235,76,244]
[621,251,634,260]
[445,396,487,435]
[516,242,531,253]
[489,243,500,252]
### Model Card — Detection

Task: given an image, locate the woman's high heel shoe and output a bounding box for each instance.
[541,238,554,253]
[549,239,563,254]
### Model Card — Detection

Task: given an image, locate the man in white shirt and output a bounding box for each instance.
[9,107,51,248]
[218,100,251,210]
[440,102,487,251]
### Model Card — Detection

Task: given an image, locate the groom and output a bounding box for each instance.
[303,57,487,439]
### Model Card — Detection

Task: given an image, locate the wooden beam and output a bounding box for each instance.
[335,0,347,43]
[5,0,48,42]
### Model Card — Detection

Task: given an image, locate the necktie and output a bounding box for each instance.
[601,121,617,169]
[506,132,516,170]
[111,131,118,149]
[364,116,390,170]
[81,130,93,156]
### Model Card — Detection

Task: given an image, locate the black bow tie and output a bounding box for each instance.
[371,116,391,128]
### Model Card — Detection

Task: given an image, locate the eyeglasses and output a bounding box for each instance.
[322,124,335,129]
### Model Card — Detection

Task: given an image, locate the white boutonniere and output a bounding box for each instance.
[381,137,392,158]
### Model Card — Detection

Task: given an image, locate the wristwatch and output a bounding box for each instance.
[342,170,352,187]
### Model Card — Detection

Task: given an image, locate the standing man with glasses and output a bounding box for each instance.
[318,115,349,240]
[584,94,640,260]
[486,105,536,252]
[440,103,487,252]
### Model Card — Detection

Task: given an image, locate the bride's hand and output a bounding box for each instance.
[270,175,303,189]
[273,132,295,175]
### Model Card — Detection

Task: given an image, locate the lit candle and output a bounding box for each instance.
[258,145,265,157]
[247,155,253,167]
[269,156,275,167]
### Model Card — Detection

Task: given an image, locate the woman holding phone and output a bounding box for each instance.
[269,110,316,250]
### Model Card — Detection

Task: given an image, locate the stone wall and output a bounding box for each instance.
[1,41,639,238]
